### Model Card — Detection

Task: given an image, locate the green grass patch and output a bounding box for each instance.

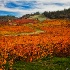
[10,57,70,70]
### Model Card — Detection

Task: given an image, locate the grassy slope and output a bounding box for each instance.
[29,14,46,22]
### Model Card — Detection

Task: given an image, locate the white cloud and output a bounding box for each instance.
[0,0,70,17]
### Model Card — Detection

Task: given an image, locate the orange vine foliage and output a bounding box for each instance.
[12,18,39,25]
[0,19,70,69]
[0,26,35,33]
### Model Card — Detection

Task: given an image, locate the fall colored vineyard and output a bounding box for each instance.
[0,26,35,33]
[12,18,39,25]
[0,19,70,70]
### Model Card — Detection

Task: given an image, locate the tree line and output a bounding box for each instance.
[43,8,70,19]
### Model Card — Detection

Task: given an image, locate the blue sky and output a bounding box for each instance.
[0,0,70,17]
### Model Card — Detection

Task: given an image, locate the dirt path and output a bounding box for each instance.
[0,30,44,36]
[0,24,45,36]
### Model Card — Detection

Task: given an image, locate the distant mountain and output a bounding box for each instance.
[0,15,17,22]
[0,15,17,25]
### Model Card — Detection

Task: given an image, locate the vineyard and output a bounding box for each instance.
[0,19,70,70]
